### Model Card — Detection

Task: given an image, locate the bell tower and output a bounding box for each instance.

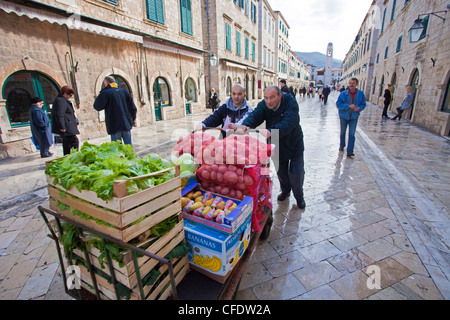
[325,42,333,86]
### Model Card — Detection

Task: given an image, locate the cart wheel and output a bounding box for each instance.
[259,214,273,240]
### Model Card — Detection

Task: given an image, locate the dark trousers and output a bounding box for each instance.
[382,101,391,117]
[392,107,404,120]
[276,156,305,201]
[62,135,79,155]
[324,95,329,104]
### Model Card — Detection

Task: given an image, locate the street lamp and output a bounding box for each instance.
[209,53,218,67]
[408,10,447,43]
[408,18,426,43]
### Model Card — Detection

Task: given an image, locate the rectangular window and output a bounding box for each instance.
[245,37,249,59]
[391,0,397,21]
[376,53,380,64]
[381,8,387,33]
[251,2,257,23]
[225,23,232,51]
[103,0,118,5]
[147,0,164,24]
[396,35,403,52]
[384,46,389,59]
[180,0,193,35]
[245,0,249,16]
[236,31,241,55]
[252,42,256,62]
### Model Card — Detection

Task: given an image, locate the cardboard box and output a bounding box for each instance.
[181,182,253,234]
[183,213,252,284]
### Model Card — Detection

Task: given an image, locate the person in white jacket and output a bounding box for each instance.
[391,86,415,120]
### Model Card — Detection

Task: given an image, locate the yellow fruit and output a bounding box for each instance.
[181,197,190,208]
[189,202,203,212]
[194,196,204,203]
[204,199,214,207]
[193,191,202,199]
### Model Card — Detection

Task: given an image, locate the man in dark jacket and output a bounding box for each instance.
[197,84,253,139]
[279,79,289,94]
[94,76,137,146]
[52,85,80,155]
[382,84,393,119]
[323,85,331,104]
[29,97,53,158]
[237,86,306,209]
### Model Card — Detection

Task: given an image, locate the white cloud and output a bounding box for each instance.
[268,0,374,60]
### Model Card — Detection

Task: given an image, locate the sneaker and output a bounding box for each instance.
[277,192,290,201]
[347,153,355,158]
[296,198,306,209]
[339,147,344,151]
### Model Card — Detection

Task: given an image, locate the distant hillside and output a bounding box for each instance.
[295,51,343,68]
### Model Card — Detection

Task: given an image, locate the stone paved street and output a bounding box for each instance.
[0,91,449,300]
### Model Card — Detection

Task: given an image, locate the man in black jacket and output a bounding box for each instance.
[323,85,331,104]
[279,79,290,94]
[94,76,137,146]
[237,86,306,209]
[52,85,79,155]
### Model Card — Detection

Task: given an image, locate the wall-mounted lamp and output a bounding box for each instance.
[209,53,218,67]
[408,10,447,43]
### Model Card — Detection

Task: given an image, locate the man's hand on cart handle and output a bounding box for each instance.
[235,125,249,134]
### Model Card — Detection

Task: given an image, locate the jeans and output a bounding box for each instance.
[111,130,132,146]
[276,156,305,201]
[340,117,358,154]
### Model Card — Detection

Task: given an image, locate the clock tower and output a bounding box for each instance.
[325,43,333,86]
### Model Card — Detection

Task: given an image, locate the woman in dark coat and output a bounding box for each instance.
[209,88,219,112]
[51,86,80,155]
[29,97,53,158]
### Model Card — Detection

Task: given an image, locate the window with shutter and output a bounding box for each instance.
[180,0,193,35]
[236,31,241,55]
[103,0,118,5]
[226,23,232,51]
[245,37,249,59]
[147,0,165,24]
[252,42,255,62]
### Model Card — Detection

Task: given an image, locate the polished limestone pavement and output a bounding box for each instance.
[0,91,449,300]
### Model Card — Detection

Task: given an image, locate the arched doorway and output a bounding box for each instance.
[2,71,59,127]
[153,77,171,121]
[184,77,197,115]
[409,69,420,120]
[226,77,232,97]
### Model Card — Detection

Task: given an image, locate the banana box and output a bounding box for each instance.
[183,213,252,284]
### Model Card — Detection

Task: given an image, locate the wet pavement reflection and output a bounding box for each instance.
[0,91,448,300]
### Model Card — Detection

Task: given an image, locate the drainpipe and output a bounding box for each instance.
[66,25,80,108]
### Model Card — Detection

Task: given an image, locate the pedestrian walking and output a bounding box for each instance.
[209,88,219,113]
[94,76,137,146]
[197,84,252,139]
[318,86,324,101]
[279,79,289,94]
[237,86,306,209]
[382,84,393,119]
[289,86,296,99]
[51,85,80,155]
[391,86,415,120]
[336,77,366,158]
[29,97,53,158]
[323,85,331,104]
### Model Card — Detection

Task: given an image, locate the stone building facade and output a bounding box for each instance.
[0,0,206,159]
[342,0,450,136]
[203,0,260,107]
[258,0,277,97]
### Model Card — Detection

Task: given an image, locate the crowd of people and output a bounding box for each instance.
[29,76,137,158]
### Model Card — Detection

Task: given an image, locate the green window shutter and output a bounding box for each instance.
[245,37,249,59]
[103,0,118,5]
[180,0,193,35]
[226,23,231,51]
[252,42,255,62]
[236,31,241,55]
[147,0,165,24]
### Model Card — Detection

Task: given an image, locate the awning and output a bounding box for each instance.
[225,61,248,70]
[143,40,203,59]
[0,0,143,43]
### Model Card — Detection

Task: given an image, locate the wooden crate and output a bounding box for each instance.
[47,167,181,243]
[64,218,189,300]
[77,256,189,300]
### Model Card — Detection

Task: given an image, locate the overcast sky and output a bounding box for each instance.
[268,0,374,60]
